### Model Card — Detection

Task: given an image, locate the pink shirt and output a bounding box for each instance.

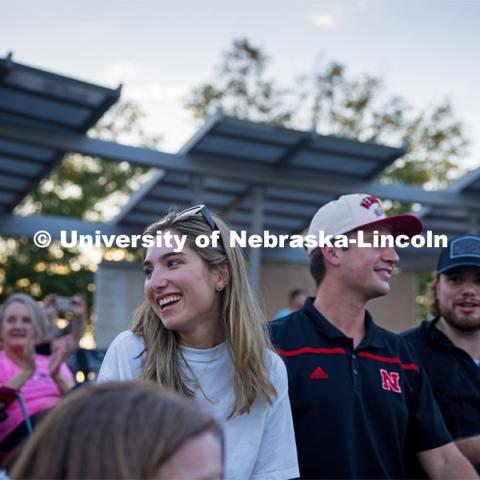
[0,350,73,442]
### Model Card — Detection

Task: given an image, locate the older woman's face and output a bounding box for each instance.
[1,301,36,349]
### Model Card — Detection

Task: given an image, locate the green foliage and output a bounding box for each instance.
[186,38,469,188]
[1,238,93,302]
[416,271,434,323]
[186,39,295,125]
[382,103,468,188]
[185,38,471,318]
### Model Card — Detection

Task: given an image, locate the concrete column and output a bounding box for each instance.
[94,261,144,349]
[191,176,203,205]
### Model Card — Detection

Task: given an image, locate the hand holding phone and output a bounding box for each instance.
[55,296,75,313]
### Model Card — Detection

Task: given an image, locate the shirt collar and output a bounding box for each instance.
[362,312,385,349]
[304,297,384,348]
[425,316,461,350]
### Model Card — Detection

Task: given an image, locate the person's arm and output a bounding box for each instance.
[51,373,75,395]
[456,435,480,465]
[97,331,146,382]
[70,295,87,345]
[48,343,75,394]
[4,369,34,390]
[41,293,58,333]
[4,340,36,390]
[417,442,478,479]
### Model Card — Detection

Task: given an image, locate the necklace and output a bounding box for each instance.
[179,344,222,404]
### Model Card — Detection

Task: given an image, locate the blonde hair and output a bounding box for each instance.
[0,293,49,341]
[11,382,223,479]
[132,211,276,417]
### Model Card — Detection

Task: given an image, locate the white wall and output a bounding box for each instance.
[94,261,144,349]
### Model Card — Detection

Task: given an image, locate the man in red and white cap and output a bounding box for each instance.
[271,193,477,479]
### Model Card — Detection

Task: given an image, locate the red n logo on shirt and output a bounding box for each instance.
[380,369,401,393]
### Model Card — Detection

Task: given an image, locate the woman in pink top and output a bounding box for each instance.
[0,293,74,453]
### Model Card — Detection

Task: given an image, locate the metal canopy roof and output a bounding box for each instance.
[182,114,405,178]
[448,166,480,195]
[1,58,480,274]
[418,166,480,236]
[0,52,121,214]
[115,112,406,234]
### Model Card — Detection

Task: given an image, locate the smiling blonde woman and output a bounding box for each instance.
[98,205,299,480]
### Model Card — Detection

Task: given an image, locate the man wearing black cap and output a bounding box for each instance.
[404,234,480,473]
[271,194,477,479]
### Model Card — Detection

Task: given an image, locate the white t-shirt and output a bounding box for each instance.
[98,330,299,480]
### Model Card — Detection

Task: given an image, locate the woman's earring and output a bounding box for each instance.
[216,286,223,292]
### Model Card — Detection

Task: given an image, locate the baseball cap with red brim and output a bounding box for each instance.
[306,193,423,254]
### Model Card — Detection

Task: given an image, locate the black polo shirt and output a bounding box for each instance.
[270,298,451,479]
[403,318,480,473]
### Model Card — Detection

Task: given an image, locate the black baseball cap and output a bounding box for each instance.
[437,234,480,274]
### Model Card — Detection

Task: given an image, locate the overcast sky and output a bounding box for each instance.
[3,0,479,170]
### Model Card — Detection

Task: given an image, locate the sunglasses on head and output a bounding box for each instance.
[173,205,218,231]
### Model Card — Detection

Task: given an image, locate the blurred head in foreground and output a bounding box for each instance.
[11,381,224,479]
